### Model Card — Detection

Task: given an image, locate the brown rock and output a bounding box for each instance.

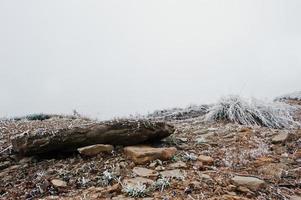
[78,144,114,156]
[231,176,265,191]
[51,179,67,187]
[198,155,214,165]
[160,169,185,180]
[124,146,177,164]
[132,167,158,177]
[199,173,213,181]
[168,161,187,169]
[193,161,204,170]
[123,177,154,187]
[272,132,289,143]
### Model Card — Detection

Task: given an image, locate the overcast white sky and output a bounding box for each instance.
[0,0,301,119]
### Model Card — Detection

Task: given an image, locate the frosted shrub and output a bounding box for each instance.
[148,105,209,120]
[275,91,301,101]
[153,177,171,192]
[100,170,115,186]
[122,182,148,197]
[205,95,299,129]
[182,152,198,161]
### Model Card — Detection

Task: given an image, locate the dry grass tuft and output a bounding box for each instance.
[205,95,299,129]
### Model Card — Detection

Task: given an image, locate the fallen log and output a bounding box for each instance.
[11,119,174,155]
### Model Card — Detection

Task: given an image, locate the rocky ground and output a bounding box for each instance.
[0,113,301,199]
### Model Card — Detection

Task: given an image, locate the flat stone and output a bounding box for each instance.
[272,132,289,143]
[199,173,212,181]
[132,167,158,177]
[78,144,114,156]
[198,155,214,165]
[168,161,187,169]
[231,176,265,191]
[51,179,67,187]
[124,146,177,164]
[123,177,154,187]
[160,169,185,180]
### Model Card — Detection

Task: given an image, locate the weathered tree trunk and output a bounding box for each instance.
[11,120,174,155]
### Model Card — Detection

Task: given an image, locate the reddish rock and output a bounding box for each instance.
[132,167,158,177]
[124,146,177,164]
[231,176,265,191]
[123,177,154,187]
[168,161,187,169]
[198,155,214,165]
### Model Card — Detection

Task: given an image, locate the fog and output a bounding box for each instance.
[1,1,301,120]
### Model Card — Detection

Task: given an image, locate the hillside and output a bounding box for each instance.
[0,97,301,200]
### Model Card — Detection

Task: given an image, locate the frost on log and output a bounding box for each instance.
[11,119,174,155]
